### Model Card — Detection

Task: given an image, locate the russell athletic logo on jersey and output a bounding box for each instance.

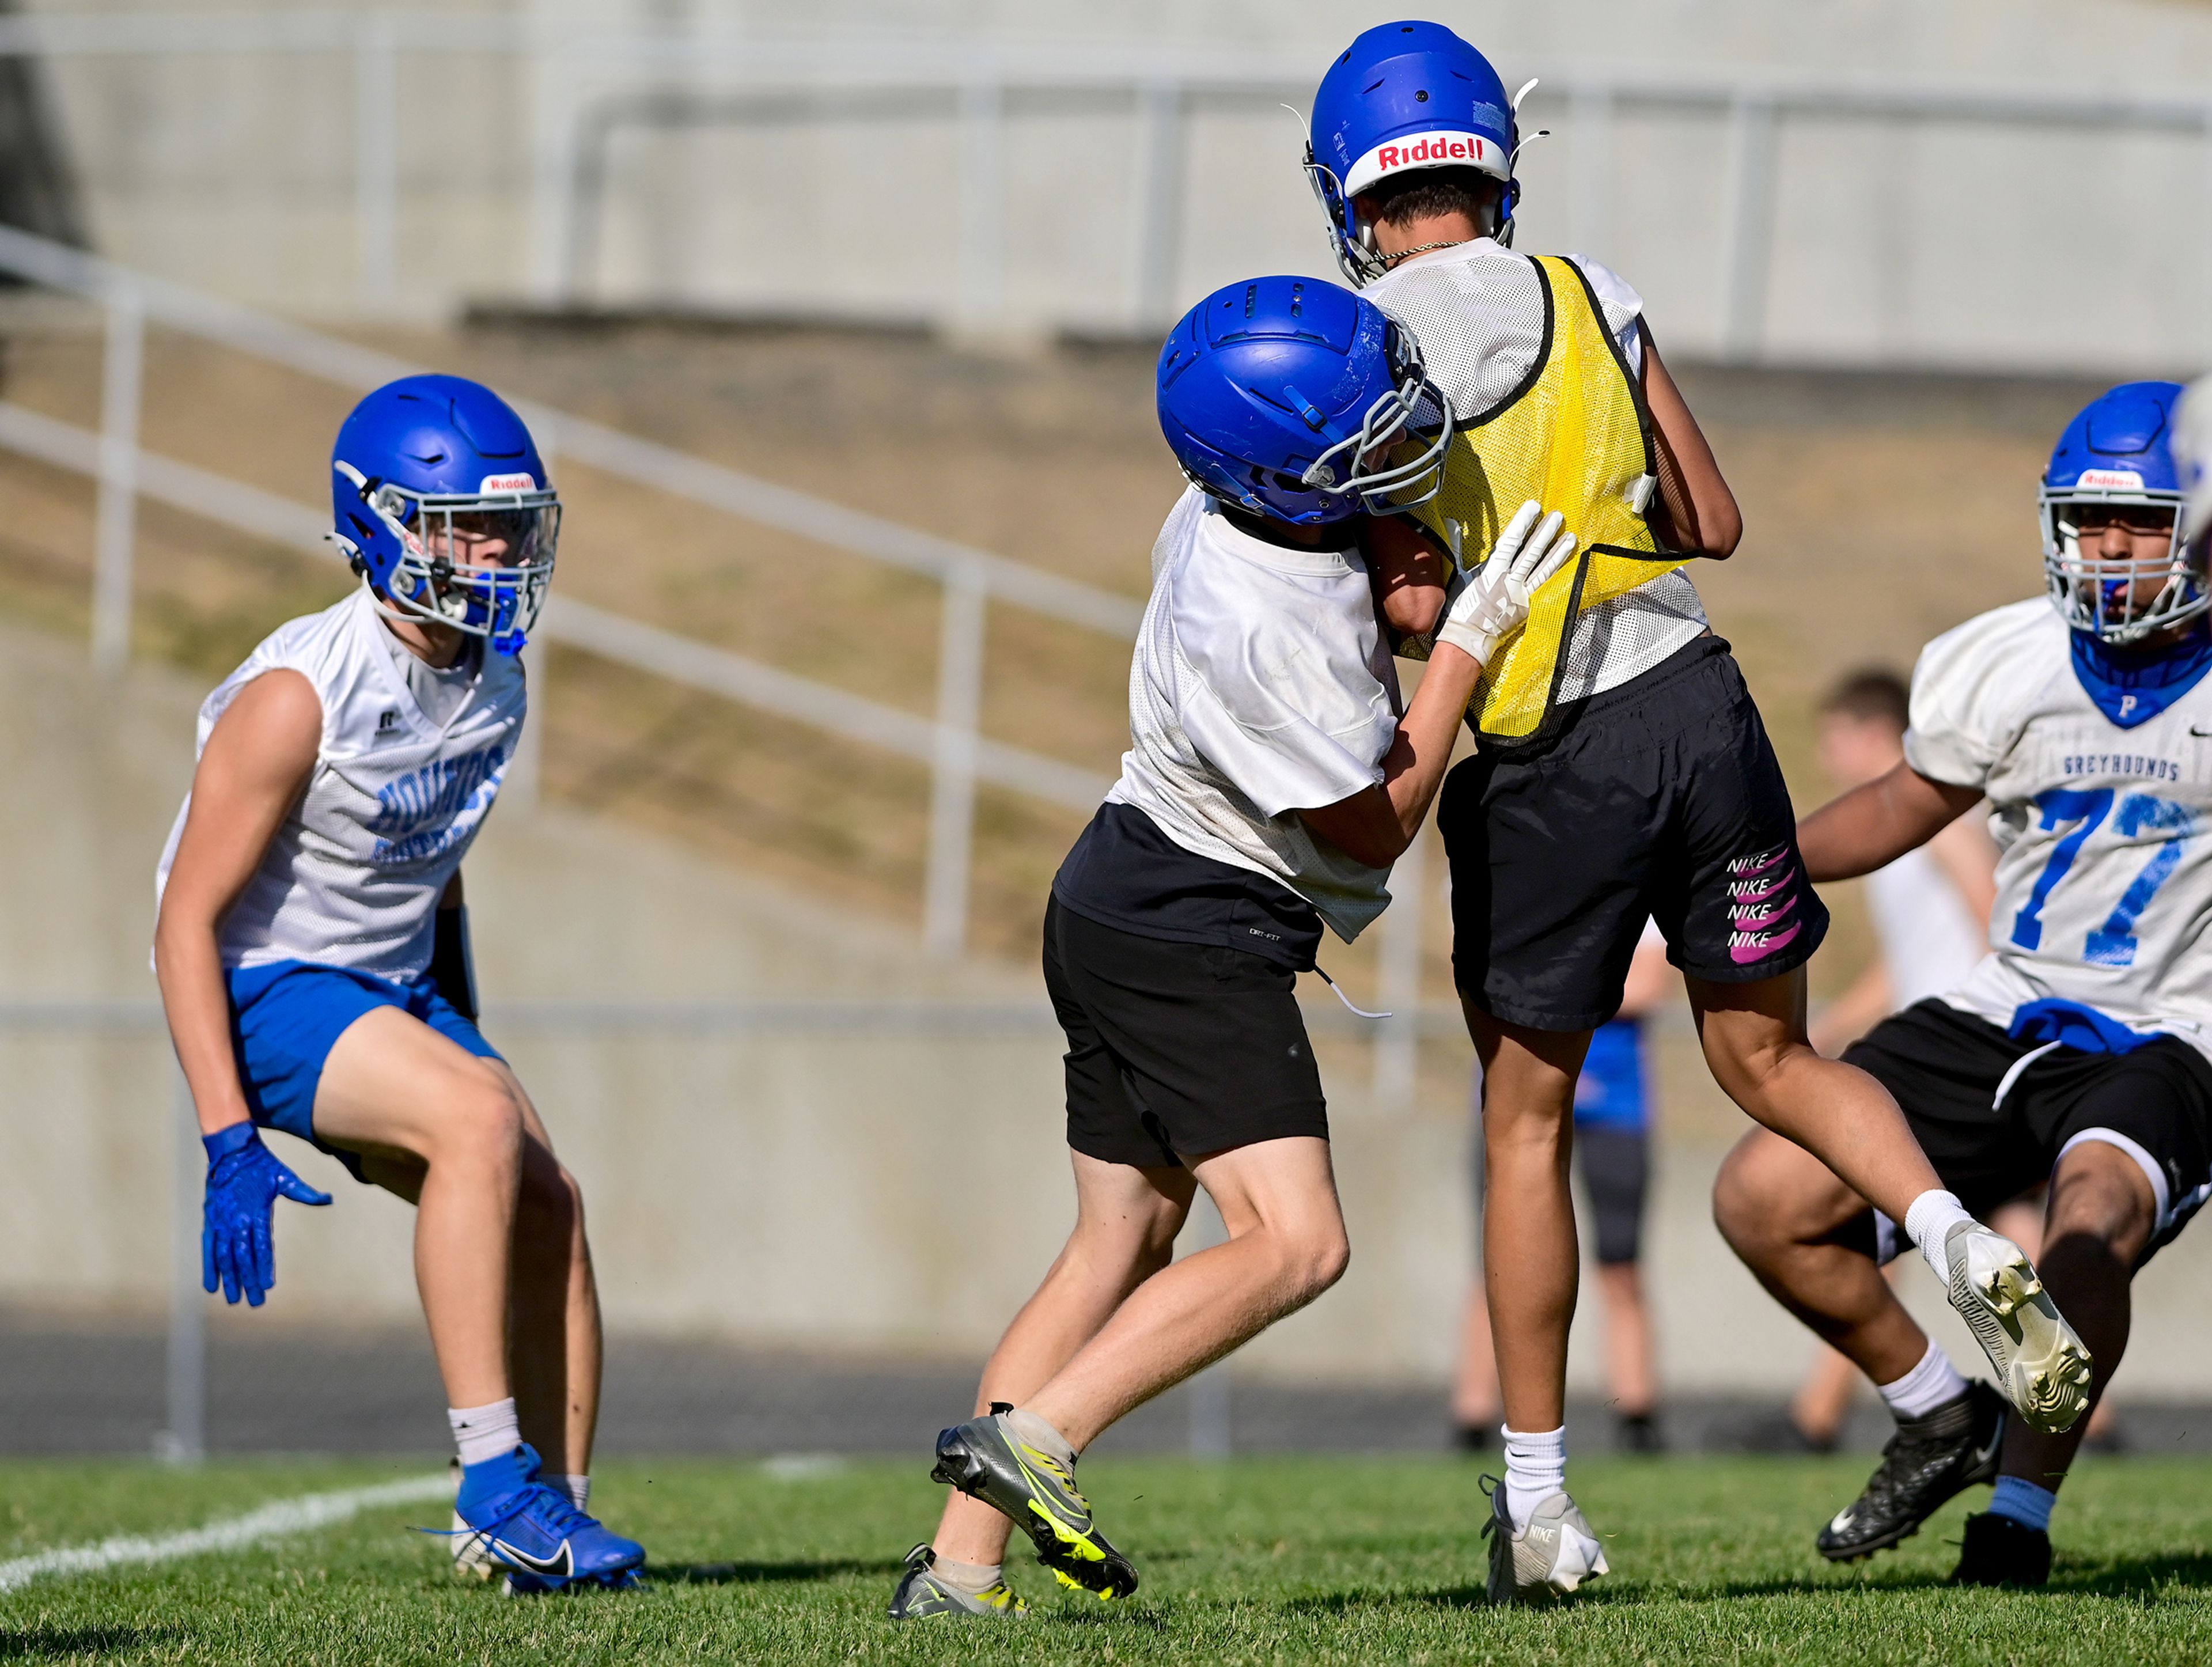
[1725,843,1805,965]
[367,741,508,865]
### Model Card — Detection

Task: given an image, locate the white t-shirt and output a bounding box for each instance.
[1105,488,1400,942]
[1906,597,2212,1062]
[1363,238,1707,702]
[1865,846,1987,1012]
[155,586,525,980]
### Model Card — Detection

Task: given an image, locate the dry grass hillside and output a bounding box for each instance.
[0,304,2113,1052]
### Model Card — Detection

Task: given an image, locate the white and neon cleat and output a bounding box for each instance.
[1944,1221,2093,1435]
[1482,1479,1610,1603]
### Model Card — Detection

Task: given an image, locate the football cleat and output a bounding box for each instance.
[887,1543,1029,1620]
[1952,1510,2054,1588]
[1482,1476,1609,1602]
[930,1405,1137,1600]
[448,1445,645,1594]
[1944,1222,2093,1434]
[448,1458,498,1582]
[1817,1381,2005,1562]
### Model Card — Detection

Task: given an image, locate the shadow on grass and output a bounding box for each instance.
[0,1627,172,1661]
[2052,1549,2212,1598]
[654,1558,907,1586]
[1279,1583,1649,1616]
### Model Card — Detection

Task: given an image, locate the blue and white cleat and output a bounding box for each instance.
[449,1445,646,1594]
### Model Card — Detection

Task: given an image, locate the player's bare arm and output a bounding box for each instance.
[1797,760,1983,883]
[1302,505,1578,866]
[1641,327,1742,559]
[1361,513,1450,637]
[153,669,321,1136]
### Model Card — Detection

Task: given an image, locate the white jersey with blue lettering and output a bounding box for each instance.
[154,585,524,979]
[1904,596,2212,1062]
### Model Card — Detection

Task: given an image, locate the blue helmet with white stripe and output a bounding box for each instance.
[328,374,559,656]
[2040,380,2206,645]
[1156,275,1452,526]
[1305,22,1524,286]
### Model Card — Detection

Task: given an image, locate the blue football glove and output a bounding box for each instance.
[201,1122,332,1307]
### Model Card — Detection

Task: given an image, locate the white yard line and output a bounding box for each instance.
[0,1474,449,1593]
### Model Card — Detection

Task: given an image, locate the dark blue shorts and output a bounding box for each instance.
[226,960,502,1182]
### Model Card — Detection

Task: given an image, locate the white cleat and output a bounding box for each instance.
[1483,1480,1610,1603]
[1944,1221,2093,1435]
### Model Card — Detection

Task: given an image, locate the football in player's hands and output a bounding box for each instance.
[1435,501,1579,666]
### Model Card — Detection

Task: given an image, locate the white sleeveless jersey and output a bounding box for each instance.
[1107,488,1399,942]
[1864,846,1986,1013]
[1904,597,2212,1062]
[155,586,525,979]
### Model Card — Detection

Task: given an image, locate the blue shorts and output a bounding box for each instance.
[227,960,502,1182]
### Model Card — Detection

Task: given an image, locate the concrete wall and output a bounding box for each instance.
[7,613,2212,1401]
[16,0,2212,373]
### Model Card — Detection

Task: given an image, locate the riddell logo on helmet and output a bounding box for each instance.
[2076,468,2146,490]
[1376,134,1489,172]
[479,473,536,493]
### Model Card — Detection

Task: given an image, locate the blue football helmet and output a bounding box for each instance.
[2040,381,2206,645]
[1157,275,1452,525]
[328,374,559,657]
[1305,21,1527,286]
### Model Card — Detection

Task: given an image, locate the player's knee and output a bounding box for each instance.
[1711,1136,1792,1262]
[440,1073,526,1169]
[517,1147,585,1236]
[2048,1142,2158,1262]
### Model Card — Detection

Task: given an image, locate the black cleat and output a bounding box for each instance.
[1816,1381,2005,1562]
[1952,1511,2052,1588]
[930,1405,1137,1601]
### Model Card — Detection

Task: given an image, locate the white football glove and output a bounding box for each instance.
[1434,500,1580,666]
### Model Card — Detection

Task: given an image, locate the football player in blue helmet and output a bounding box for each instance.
[2040,380,2206,647]
[1156,272,1455,522]
[1715,382,2212,1589]
[1304,20,1529,285]
[1301,20,2094,1608]
[891,276,1577,1621]
[330,374,559,657]
[154,374,645,1593]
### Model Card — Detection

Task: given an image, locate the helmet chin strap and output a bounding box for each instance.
[1380,234,1477,269]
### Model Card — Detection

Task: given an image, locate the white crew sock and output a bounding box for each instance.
[1904,1189,1975,1284]
[1877,1340,1970,1420]
[930,1552,1003,1595]
[448,1397,521,1470]
[542,1473,590,1511]
[1502,1424,1567,1533]
[1002,1406,1078,1471]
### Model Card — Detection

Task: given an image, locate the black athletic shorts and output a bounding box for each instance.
[1843,999,2212,1268]
[1467,1109,1650,1266]
[1043,896,1328,1168]
[1440,634,1827,1030]
[1576,1126,1650,1267]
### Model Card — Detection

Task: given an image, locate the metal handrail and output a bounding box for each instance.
[0,225,1142,639]
[0,396,1110,819]
[0,223,1131,951]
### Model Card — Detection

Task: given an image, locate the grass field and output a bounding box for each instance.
[5,1456,2211,1664]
